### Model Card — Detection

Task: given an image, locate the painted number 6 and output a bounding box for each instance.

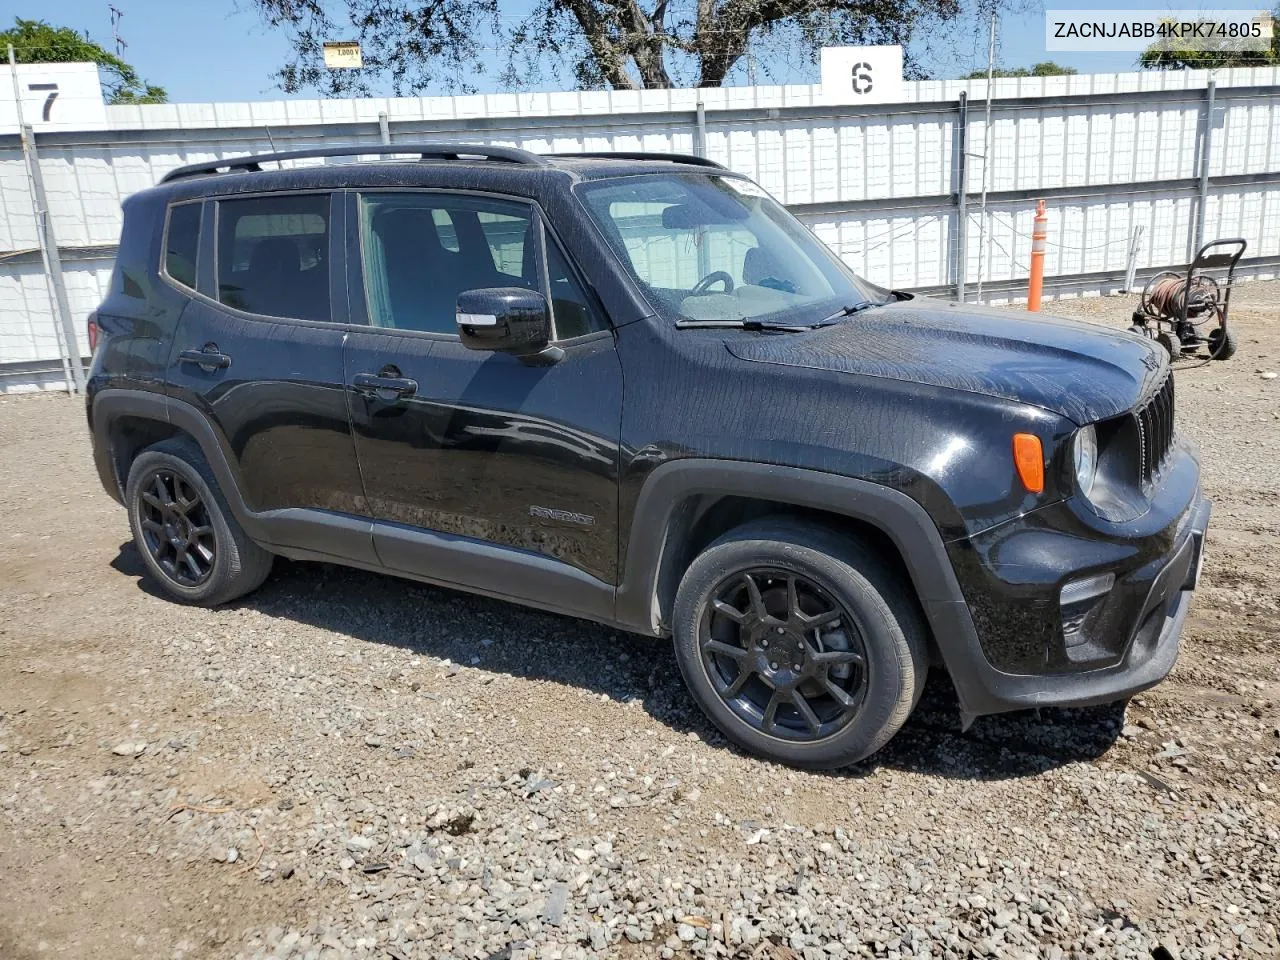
[28,82,59,121]
[851,63,873,95]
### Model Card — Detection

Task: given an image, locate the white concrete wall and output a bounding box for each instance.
[2,66,1279,391]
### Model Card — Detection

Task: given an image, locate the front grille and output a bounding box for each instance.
[1134,371,1175,485]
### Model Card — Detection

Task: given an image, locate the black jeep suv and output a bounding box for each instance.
[87,144,1210,768]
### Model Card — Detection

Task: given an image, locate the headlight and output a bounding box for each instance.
[1073,425,1098,497]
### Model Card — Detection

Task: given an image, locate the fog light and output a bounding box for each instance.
[1060,572,1115,647]
[1060,572,1115,607]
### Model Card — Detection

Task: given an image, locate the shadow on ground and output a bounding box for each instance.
[111,543,1124,781]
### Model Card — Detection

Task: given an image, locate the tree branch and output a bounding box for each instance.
[557,0,642,89]
[251,0,965,93]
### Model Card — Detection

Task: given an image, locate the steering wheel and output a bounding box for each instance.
[691,271,735,296]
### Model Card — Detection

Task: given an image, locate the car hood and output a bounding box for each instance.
[724,298,1166,424]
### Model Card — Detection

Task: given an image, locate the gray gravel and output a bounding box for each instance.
[1,282,1279,960]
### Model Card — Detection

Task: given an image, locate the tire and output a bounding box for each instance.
[1207,325,1237,361]
[671,518,927,769]
[1156,329,1182,360]
[125,437,273,605]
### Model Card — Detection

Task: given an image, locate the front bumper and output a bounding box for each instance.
[951,497,1208,719]
[932,442,1210,720]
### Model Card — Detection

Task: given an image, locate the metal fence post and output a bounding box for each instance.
[954,92,969,302]
[1194,79,1216,256]
[1122,225,1145,293]
[694,100,710,279]
[9,45,85,394]
[22,125,85,393]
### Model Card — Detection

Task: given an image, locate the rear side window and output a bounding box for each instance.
[433,209,460,252]
[216,194,330,322]
[164,203,201,291]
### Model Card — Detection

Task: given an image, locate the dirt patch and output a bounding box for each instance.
[1,282,1278,960]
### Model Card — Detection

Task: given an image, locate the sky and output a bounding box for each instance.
[27,0,1185,103]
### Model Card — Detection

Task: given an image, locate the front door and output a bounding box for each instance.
[342,190,623,592]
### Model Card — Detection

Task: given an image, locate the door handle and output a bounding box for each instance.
[178,345,232,371]
[352,372,418,399]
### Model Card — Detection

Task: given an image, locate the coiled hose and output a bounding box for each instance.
[1140,273,1230,364]
[1142,274,1223,327]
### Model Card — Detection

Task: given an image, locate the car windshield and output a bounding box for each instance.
[578,173,879,326]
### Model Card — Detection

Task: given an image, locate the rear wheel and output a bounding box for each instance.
[1207,325,1236,360]
[125,438,272,605]
[671,519,926,769]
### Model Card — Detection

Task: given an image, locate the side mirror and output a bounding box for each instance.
[456,287,551,356]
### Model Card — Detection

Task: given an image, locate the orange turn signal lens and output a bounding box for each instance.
[1012,433,1045,493]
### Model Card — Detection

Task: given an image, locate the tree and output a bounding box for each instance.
[1,17,167,103]
[961,60,1076,79]
[1139,9,1278,69]
[254,0,961,95]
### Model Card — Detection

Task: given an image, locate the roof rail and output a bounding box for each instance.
[546,151,726,169]
[160,143,547,183]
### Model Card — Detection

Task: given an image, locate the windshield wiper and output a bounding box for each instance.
[674,300,876,332]
[674,318,812,331]
[814,300,877,324]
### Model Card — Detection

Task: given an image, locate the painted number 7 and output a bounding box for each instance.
[28,83,59,121]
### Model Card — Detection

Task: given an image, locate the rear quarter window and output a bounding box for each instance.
[111,196,159,300]
[163,202,202,291]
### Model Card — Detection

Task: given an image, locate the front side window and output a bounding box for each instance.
[164,202,201,291]
[215,194,330,322]
[477,209,529,281]
[545,239,600,340]
[579,174,876,325]
[360,193,573,336]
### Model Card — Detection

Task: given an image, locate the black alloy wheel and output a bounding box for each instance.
[125,438,273,606]
[672,518,927,768]
[700,567,869,742]
[136,469,216,587]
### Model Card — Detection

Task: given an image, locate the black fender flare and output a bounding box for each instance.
[91,388,252,522]
[614,458,996,716]
[89,389,173,505]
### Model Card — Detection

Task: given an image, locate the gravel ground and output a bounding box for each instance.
[2,282,1278,960]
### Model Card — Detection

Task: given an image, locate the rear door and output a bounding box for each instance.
[165,190,375,563]
[343,189,623,591]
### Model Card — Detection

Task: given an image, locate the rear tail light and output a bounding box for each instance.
[87,314,100,352]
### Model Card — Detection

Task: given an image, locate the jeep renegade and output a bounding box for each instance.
[86,144,1210,768]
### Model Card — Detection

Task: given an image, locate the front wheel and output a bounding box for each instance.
[671,519,927,769]
[1156,329,1182,360]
